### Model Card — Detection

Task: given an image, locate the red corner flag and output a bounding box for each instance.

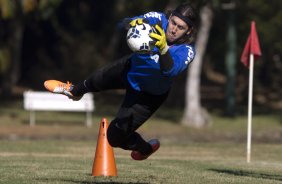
[240,21,262,68]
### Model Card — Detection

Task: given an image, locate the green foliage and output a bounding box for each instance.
[238,0,282,52]
[204,0,282,108]
[37,0,63,20]
[0,0,62,19]
[0,0,281,107]
[0,48,10,73]
[0,0,14,19]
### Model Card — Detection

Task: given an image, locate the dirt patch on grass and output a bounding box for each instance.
[0,124,98,141]
[0,121,282,144]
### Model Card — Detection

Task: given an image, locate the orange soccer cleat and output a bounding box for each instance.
[131,139,160,161]
[44,80,82,101]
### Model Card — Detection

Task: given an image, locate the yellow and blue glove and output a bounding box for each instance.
[149,24,169,55]
[129,18,143,27]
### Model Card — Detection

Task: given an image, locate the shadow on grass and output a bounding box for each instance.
[209,168,282,182]
[62,180,149,184]
[37,177,149,184]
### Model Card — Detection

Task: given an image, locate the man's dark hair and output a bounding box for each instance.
[167,3,198,44]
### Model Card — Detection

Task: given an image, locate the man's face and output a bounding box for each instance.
[166,15,190,43]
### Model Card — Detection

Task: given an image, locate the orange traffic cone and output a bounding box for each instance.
[92,118,117,176]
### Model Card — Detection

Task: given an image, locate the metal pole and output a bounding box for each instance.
[30,110,35,127]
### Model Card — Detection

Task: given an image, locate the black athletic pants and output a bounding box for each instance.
[72,55,168,155]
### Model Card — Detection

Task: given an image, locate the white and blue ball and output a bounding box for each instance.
[126,22,155,53]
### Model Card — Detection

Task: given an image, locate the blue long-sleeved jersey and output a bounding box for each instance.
[126,12,195,95]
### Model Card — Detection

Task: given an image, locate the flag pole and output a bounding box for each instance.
[246,53,254,163]
[241,21,261,163]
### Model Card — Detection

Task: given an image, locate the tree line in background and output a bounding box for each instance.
[0,0,281,127]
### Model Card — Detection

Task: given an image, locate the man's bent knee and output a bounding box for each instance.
[107,121,127,148]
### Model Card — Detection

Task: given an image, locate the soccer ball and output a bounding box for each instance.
[126,22,155,53]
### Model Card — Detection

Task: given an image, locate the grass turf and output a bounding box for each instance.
[0,99,281,183]
[0,140,281,184]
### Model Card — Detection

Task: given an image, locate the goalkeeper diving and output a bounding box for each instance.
[44,3,197,161]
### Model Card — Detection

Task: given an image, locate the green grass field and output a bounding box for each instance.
[0,99,281,183]
[0,140,281,184]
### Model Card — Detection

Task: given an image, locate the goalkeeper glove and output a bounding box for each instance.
[129,18,143,27]
[149,24,169,55]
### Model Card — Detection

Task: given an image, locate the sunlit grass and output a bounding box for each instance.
[0,140,281,184]
[0,99,281,183]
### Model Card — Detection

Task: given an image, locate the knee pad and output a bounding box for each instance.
[107,121,127,148]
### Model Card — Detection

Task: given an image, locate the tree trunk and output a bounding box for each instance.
[104,0,126,60]
[181,4,213,128]
[1,1,24,96]
[224,7,237,116]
